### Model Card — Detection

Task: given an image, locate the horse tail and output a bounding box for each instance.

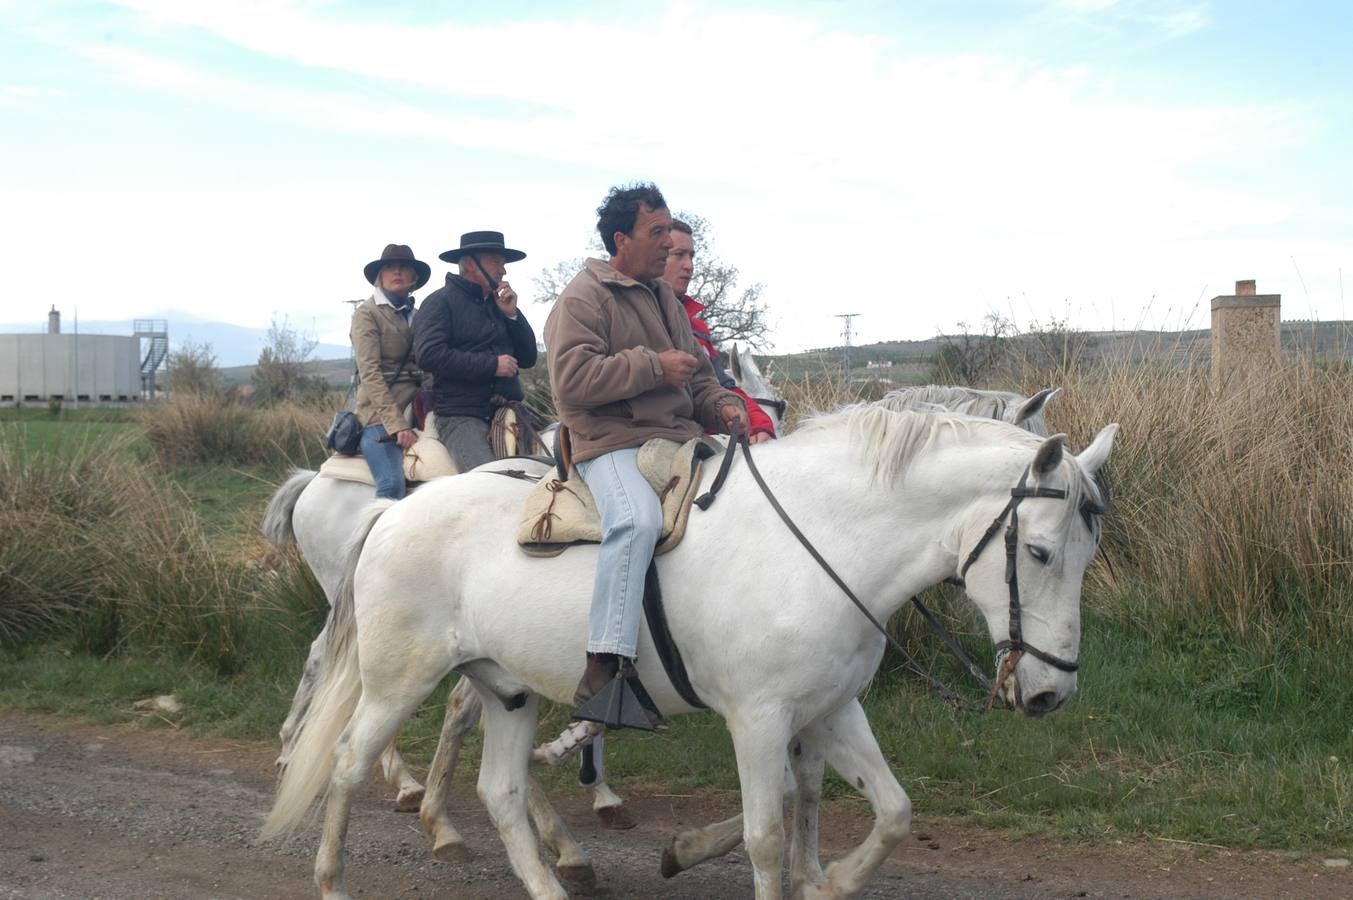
[262,498,395,838]
[261,468,318,545]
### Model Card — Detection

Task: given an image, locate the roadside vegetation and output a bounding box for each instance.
[0,331,1349,858]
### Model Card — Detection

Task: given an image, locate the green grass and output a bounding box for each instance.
[0,415,148,459]
[3,612,1349,853]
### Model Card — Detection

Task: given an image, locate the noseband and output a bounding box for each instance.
[949,465,1106,704]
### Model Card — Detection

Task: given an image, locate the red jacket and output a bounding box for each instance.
[681,296,776,438]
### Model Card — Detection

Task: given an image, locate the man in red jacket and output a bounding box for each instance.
[663,220,775,442]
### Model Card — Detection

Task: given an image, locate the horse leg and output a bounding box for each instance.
[474,688,567,900]
[580,733,634,830]
[660,761,795,877]
[800,700,911,900]
[787,732,827,895]
[314,694,427,900]
[730,718,794,900]
[419,675,481,862]
[527,776,595,884]
[378,740,424,812]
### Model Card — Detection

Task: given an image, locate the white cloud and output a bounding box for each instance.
[7,0,1343,354]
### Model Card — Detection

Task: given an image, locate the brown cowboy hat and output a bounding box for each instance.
[364,244,432,289]
[438,231,526,264]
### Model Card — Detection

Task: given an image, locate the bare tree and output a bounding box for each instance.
[677,213,771,350]
[166,340,222,396]
[251,317,328,405]
[930,313,1014,385]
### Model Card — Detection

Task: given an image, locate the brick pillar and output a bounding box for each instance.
[1210,279,1280,390]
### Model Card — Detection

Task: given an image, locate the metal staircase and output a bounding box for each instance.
[134,319,169,397]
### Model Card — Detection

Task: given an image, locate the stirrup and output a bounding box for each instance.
[534,720,600,767]
[573,671,664,731]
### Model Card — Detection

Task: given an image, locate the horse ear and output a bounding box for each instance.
[1032,433,1066,475]
[1014,387,1060,424]
[1075,423,1119,475]
[729,344,743,381]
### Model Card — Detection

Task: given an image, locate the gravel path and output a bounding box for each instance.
[0,711,1346,899]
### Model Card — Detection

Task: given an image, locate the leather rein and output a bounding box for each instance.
[695,422,1104,712]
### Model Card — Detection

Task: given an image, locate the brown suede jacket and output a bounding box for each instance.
[350,297,421,436]
[544,258,743,463]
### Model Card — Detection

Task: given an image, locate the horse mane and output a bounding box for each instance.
[877,385,1027,418]
[800,404,1106,540]
[799,404,1041,485]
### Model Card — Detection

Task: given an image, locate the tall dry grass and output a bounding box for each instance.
[139,393,335,470]
[1010,351,1353,650]
[763,348,1353,655]
[0,428,320,672]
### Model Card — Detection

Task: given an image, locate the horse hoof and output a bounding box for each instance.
[395,787,424,813]
[556,862,596,884]
[660,841,683,879]
[596,804,636,830]
[432,840,471,864]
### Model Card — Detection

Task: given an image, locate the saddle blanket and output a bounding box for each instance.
[516,436,719,558]
[318,415,460,486]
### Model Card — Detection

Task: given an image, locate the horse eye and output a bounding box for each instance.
[1026,544,1051,564]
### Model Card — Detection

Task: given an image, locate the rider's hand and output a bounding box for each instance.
[394,428,417,451]
[721,403,750,435]
[749,431,773,444]
[494,281,518,319]
[496,354,519,377]
[657,349,699,387]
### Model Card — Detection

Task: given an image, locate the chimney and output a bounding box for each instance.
[1210,278,1280,391]
[48,305,60,334]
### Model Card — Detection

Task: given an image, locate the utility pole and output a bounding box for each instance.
[835,313,860,375]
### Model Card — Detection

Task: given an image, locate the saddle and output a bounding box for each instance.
[318,412,460,486]
[516,436,719,557]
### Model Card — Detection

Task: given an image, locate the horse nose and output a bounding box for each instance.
[1021,689,1061,718]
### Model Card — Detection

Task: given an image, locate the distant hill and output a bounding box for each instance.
[0,310,348,368]
[223,321,1352,393]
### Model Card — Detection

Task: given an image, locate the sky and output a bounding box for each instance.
[3,0,1351,353]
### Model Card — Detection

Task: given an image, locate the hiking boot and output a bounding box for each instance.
[573,652,620,707]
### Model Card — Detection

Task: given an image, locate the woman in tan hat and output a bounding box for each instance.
[351,243,431,499]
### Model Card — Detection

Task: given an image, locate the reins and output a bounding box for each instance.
[696,422,1101,712]
[696,424,993,711]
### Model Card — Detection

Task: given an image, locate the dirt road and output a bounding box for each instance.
[0,711,1346,899]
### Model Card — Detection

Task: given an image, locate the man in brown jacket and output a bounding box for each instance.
[545,183,747,727]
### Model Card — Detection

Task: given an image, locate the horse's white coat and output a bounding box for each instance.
[265,407,1116,899]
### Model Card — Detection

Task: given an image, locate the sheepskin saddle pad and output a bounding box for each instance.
[516,435,719,558]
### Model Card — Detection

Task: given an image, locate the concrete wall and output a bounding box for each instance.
[0,334,142,404]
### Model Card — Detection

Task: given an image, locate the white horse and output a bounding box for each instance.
[262,350,786,825]
[878,385,1059,435]
[265,405,1116,899]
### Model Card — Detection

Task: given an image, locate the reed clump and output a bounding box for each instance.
[1009,348,1353,651]
[0,428,320,673]
[139,393,335,470]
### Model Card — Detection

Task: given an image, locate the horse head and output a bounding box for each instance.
[955,423,1117,717]
[728,345,785,435]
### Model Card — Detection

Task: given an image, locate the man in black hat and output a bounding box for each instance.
[413,231,539,471]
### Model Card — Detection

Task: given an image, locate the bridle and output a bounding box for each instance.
[947,465,1106,706]
[697,422,1106,712]
[747,396,787,420]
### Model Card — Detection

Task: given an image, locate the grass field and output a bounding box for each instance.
[0,390,1350,858]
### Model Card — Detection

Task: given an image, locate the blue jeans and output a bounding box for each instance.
[360,425,406,500]
[576,447,662,658]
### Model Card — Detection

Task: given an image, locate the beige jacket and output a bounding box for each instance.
[544,258,742,462]
[350,297,421,436]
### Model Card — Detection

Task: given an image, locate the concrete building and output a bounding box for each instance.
[0,307,162,406]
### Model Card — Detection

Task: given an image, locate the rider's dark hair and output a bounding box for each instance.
[596,183,667,255]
